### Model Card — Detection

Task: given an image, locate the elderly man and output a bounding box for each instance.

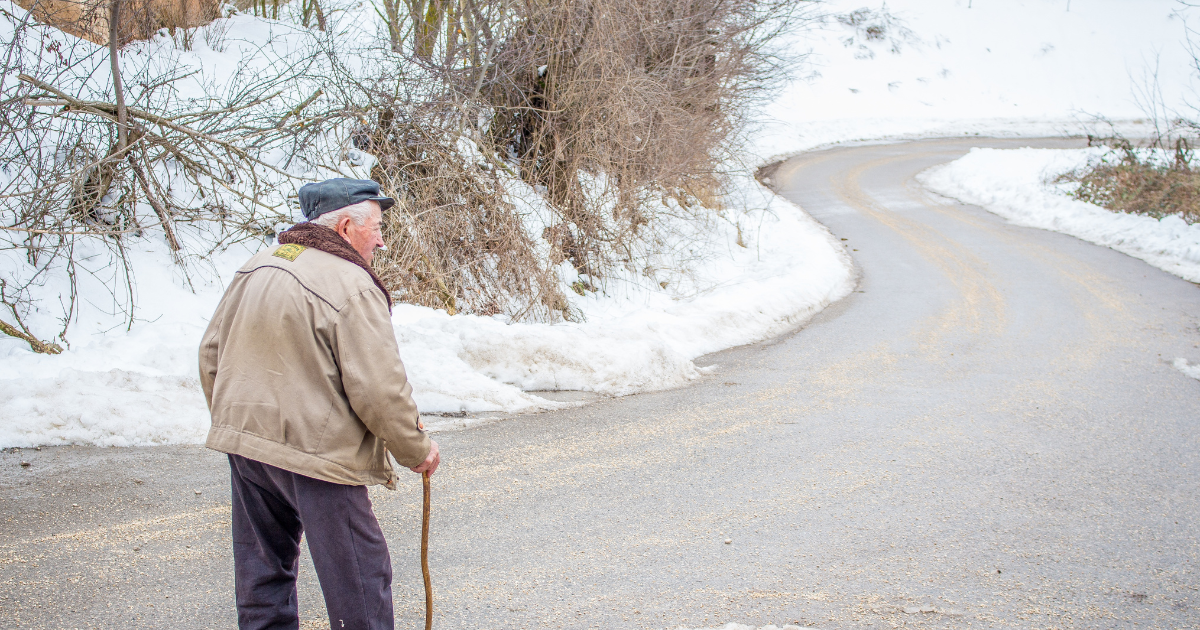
[199,178,439,630]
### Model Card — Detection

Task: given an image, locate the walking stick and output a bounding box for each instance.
[421,471,433,630]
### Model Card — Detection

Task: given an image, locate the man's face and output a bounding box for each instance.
[340,202,385,264]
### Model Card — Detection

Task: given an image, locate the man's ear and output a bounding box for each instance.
[336,215,353,238]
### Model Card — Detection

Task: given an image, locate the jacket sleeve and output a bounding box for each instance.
[198,300,224,410]
[333,289,431,468]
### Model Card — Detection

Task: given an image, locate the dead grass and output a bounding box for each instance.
[358,104,569,320]
[1059,137,1199,224]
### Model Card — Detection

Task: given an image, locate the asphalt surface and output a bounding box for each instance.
[3,137,1199,629]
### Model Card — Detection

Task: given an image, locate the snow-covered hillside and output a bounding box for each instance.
[1,0,1194,447]
[754,0,1195,159]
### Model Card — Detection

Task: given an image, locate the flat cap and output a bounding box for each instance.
[298,178,395,221]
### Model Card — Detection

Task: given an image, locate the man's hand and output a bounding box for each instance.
[411,439,440,477]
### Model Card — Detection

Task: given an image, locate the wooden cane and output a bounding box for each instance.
[421,471,433,630]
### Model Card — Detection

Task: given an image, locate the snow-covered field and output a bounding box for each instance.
[1,0,1196,446]
[753,0,1195,160]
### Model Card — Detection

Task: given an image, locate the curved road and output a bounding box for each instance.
[3,138,1199,629]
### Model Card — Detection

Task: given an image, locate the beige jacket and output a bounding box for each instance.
[200,243,430,488]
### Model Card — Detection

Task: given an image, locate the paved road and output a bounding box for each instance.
[3,138,1199,629]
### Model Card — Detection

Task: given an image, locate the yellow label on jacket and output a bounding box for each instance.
[272,243,307,261]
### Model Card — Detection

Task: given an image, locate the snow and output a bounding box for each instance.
[917,146,1200,385]
[0,167,854,447]
[916,147,1200,283]
[3,0,1196,446]
[1173,358,1200,381]
[390,179,852,417]
[752,0,1195,160]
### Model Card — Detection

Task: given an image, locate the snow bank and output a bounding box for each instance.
[394,180,853,410]
[0,172,853,447]
[917,147,1200,283]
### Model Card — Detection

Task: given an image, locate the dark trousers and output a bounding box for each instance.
[228,454,394,630]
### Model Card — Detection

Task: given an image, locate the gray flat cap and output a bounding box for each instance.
[298,178,395,221]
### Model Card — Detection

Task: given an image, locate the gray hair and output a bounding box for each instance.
[311,200,378,229]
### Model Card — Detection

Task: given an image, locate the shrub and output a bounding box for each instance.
[1060,137,1199,224]
[348,0,804,320]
